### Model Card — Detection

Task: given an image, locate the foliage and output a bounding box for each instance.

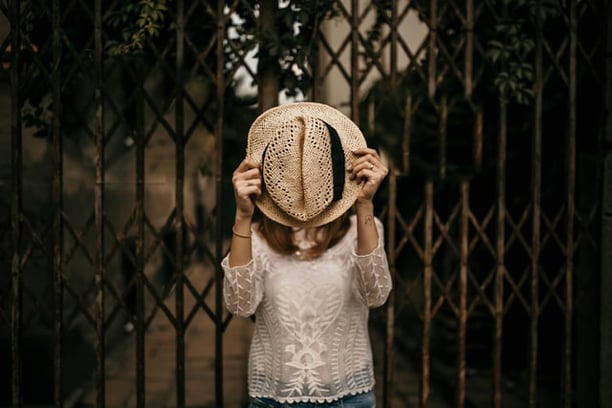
[105,0,170,56]
[232,0,338,98]
[486,0,559,105]
[16,0,342,139]
[366,0,393,44]
[271,0,338,97]
[359,0,564,181]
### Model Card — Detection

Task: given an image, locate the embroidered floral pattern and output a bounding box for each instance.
[277,279,344,398]
[222,215,392,403]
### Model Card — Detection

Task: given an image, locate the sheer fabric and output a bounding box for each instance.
[222,216,392,403]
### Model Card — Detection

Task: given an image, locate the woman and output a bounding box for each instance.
[222,102,392,407]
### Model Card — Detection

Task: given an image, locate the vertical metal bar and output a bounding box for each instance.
[438,97,447,178]
[564,0,577,406]
[311,28,321,102]
[602,160,612,408]
[603,3,612,406]
[494,4,509,405]
[390,0,398,86]
[493,104,507,408]
[368,98,375,135]
[135,63,146,408]
[351,0,359,121]
[175,0,186,405]
[428,0,437,98]
[403,93,412,174]
[465,0,473,98]
[258,0,279,110]
[529,4,544,406]
[383,165,397,408]
[457,180,469,408]
[10,0,22,405]
[215,0,226,405]
[93,0,106,405]
[466,0,478,192]
[422,181,434,408]
[51,0,64,403]
[473,109,483,174]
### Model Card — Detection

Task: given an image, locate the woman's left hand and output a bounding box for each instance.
[348,147,388,203]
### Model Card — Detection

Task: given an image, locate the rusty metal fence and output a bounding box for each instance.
[1,0,608,407]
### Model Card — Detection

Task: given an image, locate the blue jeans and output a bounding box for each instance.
[248,391,376,408]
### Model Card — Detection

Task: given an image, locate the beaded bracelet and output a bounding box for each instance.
[232,226,251,239]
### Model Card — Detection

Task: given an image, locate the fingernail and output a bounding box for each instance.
[346,165,352,171]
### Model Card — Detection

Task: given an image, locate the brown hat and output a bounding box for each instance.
[246,102,367,228]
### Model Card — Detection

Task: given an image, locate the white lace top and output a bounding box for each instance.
[222,215,392,403]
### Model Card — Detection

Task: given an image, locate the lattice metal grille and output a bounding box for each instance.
[315,1,605,407]
[1,0,608,407]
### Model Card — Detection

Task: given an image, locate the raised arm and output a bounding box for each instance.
[348,147,388,254]
[228,158,261,267]
[353,218,392,308]
[222,158,264,317]
[348,147,392,307]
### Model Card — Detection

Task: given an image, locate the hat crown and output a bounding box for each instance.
[247,102,367,228]
[262,116,337,221]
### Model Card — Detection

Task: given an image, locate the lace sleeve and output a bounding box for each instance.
[221,230,265,318]
[353,217,392,308]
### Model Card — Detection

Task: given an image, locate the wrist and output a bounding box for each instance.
[354,200,374,215]
[235,212,253,223]
[234,214,252,230]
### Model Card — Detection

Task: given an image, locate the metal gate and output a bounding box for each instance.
[1,0,608,407]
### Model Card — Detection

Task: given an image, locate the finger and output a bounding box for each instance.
[233,167,261,187]
[235,157,260,174]
[352,147,378,157]
[353,149,382,165]
[361,162,389,184]
[350,151,382,170]
[240,176,261,187]
[349,160,379,180]
[237,178,262,198]
[243,157,261,169]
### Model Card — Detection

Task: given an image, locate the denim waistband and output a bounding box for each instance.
[248,390,376,408]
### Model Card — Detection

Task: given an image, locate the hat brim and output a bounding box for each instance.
[246,102,367,228]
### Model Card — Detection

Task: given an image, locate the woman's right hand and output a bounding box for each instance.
[232,158,262,219]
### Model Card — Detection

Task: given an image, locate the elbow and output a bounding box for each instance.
[223,291,258,318]
[233,308,256,319]
[225,302,257,318]
[364,283,392,308]
[367,288,391,308]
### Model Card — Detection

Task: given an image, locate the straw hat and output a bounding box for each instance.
[247,102,367,228]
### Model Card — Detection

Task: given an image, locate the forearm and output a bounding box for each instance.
[353,210,392,307]
[355,201,378,255]
[228,214,253,267]
[222,253,262,317]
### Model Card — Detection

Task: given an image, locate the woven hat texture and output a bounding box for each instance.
[247,102,367,228]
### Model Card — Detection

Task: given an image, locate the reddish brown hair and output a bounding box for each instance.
[258,212,351,259]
